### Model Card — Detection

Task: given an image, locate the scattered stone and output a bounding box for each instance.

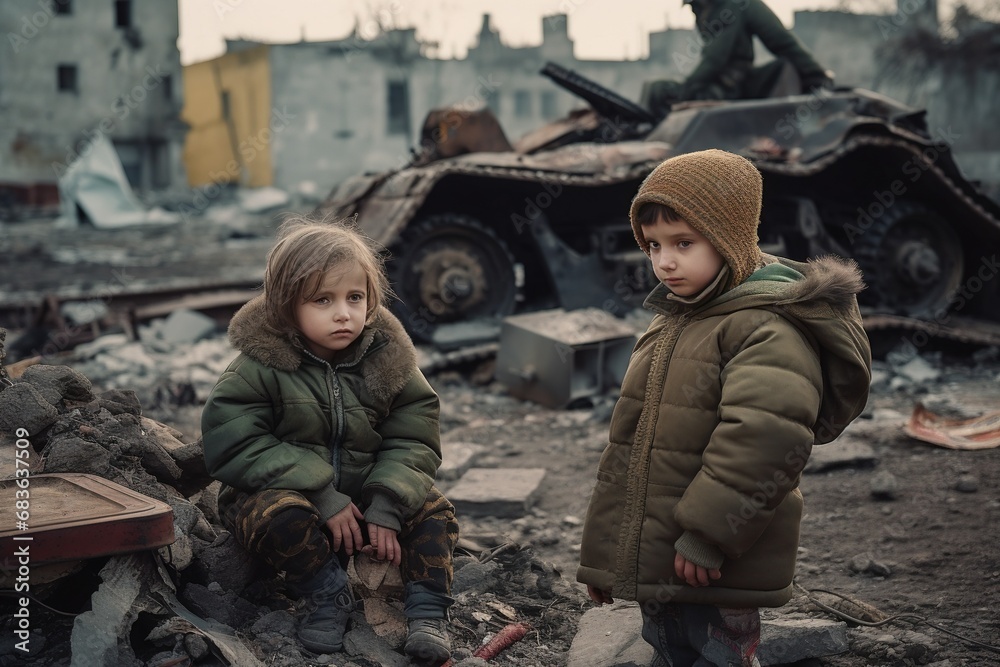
[757,618,850,664]
[98,388,143,416]
[0,383,60,435]
[448,468,546,517]
[896,355,941,384]
[805,436,877,473]
[567,601,653,667]
[181,583,258,629]
[452,560,501,595]
[562,515,583,527]
[184,633,210,660]
[869,367,891,390]
[955,475,979,493]
[342,621,410,667]
[21,364,94,404]
[157,309,219,348]
[849,553,892,577]
[870,470,900,500]
[42,434,112,474]
[252,610,296,636]
[438,441,481,481]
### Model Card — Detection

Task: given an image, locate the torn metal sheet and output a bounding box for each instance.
[56,134,180,228]
[70,553,160,667]
[904,403,1000,450]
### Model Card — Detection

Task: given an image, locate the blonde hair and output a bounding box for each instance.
[263,215,391,337]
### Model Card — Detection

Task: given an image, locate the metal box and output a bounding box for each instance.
[496,308,638,408]
[0,473,175,567]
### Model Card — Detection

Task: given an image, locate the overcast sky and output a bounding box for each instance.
[177,0,942,65]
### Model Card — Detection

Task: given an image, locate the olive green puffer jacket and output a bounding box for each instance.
[201,296,441,532]
[578,255,871,608]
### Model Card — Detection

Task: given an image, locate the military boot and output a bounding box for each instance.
[402,580,454,662]
[404,617,452,662]
[292,560,354,654]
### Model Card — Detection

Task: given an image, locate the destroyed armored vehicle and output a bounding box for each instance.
[319,63,1000,344]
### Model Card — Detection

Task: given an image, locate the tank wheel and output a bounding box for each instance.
[387,214,518,341]
[854,201,964,317]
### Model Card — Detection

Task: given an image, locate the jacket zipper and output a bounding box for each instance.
[301,335,384,488]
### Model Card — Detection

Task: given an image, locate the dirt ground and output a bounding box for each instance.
[2,214,999,665]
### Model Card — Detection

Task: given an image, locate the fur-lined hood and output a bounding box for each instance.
[227,295,417,405]
[646,253,872,445]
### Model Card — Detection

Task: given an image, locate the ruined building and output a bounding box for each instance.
[181,3,998,202]
[0,0,185,204]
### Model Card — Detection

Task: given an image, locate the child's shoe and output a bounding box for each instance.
[292,561,354,654]
[404,617,452,662]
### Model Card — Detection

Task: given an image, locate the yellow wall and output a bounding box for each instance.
[182,46,272,188]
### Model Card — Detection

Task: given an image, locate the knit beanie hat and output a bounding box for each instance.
[630,149,763,289]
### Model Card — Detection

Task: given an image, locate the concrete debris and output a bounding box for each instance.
[896,355,942,384]
[870,469,900,500]
[438,440,482,481]
[238,186,290,213]
[60,299,110,326]
[150,309,218,348]
[0,382,59,435]
[567,601,654,667]
[954,474,979,493]
[849,553,893,577]
[0,359,587,665]
[569,602,850,666]
[448,467,547,517]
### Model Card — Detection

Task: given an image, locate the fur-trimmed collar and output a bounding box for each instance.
[228,295,418,404]
[766,254,866,311]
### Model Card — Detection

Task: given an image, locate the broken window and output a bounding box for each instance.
[514,90,532,118]
[387,80,410,135]
[57,64,78,94]
[162,74,173,102]
[541,91,557,119]
[115,0,131,28]
[54,0,72,15]
[220,90,231,119]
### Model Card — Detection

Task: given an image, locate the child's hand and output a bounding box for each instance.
[587,585,614,605]
[326,503,364,556]
[362,524,401,566]
[674,552,722,587]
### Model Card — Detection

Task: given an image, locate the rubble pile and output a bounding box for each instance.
[0,361,586,666]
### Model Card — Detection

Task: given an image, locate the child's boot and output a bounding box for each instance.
[292,559,354,654]
[402,581,454,662]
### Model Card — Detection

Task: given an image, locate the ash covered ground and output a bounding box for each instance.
[1,212,999,666]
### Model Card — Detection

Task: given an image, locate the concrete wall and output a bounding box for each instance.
[180,10,998,197]
[261,22,694,192]
[182,45,273,188]
[792,9,1000,193]
[0,0,184,190]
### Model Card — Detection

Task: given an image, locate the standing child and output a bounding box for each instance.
[578,149,871,666]
[202,218,458,661]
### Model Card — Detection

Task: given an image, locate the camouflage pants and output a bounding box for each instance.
[641,603,761,667]
[219,485,459,596]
